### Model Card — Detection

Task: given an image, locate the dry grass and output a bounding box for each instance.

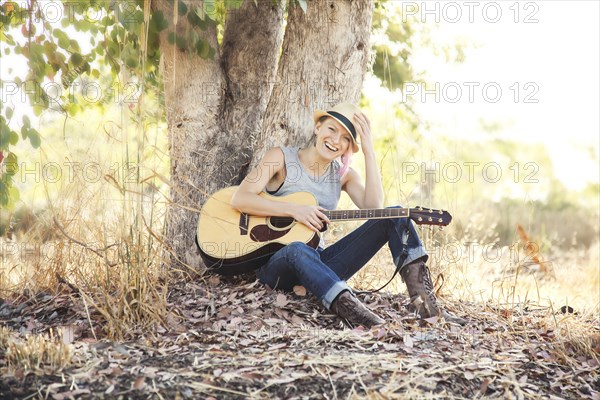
[0,105,172,340]
[0,325,72,371]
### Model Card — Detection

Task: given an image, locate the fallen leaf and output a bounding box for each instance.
[375,327,387,340]
[293,286,307,296]
[133,376,146,390]
[479,378,490,395]
[275,294,288,307]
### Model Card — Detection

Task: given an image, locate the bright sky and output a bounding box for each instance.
[408,0,600,190]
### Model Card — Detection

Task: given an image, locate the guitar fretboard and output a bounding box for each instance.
[324,208,409,221]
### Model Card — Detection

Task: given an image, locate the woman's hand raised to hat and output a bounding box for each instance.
[353,112,375,155]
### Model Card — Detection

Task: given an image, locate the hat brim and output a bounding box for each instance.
[313,110,360,153]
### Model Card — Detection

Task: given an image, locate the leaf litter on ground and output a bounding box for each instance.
[0,275,598,399]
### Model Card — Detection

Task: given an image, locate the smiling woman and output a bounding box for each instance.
[227,102,468,328]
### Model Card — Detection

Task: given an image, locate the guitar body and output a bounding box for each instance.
[197,186,320,275]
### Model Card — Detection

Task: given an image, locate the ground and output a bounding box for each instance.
[1,275,599,399]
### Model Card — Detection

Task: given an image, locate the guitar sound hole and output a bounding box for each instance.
[269,217,295,229]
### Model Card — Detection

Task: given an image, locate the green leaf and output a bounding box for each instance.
[0,128,9,148]
[4,153,18,179]
[70,52,84,67]
[196,39,210,58]
[22,115,30,129]
[0,183,9,208]
[187,8,202,27]
[178,0,188,16]
[9,132,18,146]
[125,56,138,68]
[207,46,216,60]
[107,43,118,57]
[151,10,168,32]
[6,107,13,120]
[0,30,16,46]
[69,39,81,53]
[28,129,41,148]
[203,0,218,21]
[175,35,186,51]
[58,36,69,50]
[21,125,29,140]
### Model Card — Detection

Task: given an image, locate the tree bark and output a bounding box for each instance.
[154,0,286,269]
[221,0,286,178]
[255,0,374,165]
[153,0,225,268]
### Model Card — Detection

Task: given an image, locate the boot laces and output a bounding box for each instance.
[419,263,438,307]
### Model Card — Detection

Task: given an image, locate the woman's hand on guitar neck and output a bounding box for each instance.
[290,204,331,233]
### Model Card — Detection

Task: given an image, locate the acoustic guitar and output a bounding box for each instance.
[196,186,452,275]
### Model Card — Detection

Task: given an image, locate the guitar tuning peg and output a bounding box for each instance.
[439,226,444,231]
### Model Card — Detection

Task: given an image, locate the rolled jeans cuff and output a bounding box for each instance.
[322,280,352,310]
[399,246,428,269]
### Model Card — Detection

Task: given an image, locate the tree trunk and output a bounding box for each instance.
[255,0,375,164]
[156,0,374,270]
[221,0,286,176]
[154,0,284,269]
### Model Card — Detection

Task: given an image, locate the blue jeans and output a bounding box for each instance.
[257,207,428,309]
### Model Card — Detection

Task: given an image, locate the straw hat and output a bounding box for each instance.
[313,103,361,153]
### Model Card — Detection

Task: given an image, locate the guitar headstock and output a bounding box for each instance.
[410,207,452,226]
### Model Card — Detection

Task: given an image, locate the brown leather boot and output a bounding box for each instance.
[400,260,467,325]
[330,291,385,328]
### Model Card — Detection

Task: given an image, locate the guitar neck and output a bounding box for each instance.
[324,208,409,222]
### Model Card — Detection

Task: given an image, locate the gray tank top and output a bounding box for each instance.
[267,147,342,247]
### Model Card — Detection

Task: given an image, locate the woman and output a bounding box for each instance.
[231,103,466,327]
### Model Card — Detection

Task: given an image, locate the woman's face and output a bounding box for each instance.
[314,117,353,161]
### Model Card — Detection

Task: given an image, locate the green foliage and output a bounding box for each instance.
[372,1,416,88]
[0,0,231,209]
